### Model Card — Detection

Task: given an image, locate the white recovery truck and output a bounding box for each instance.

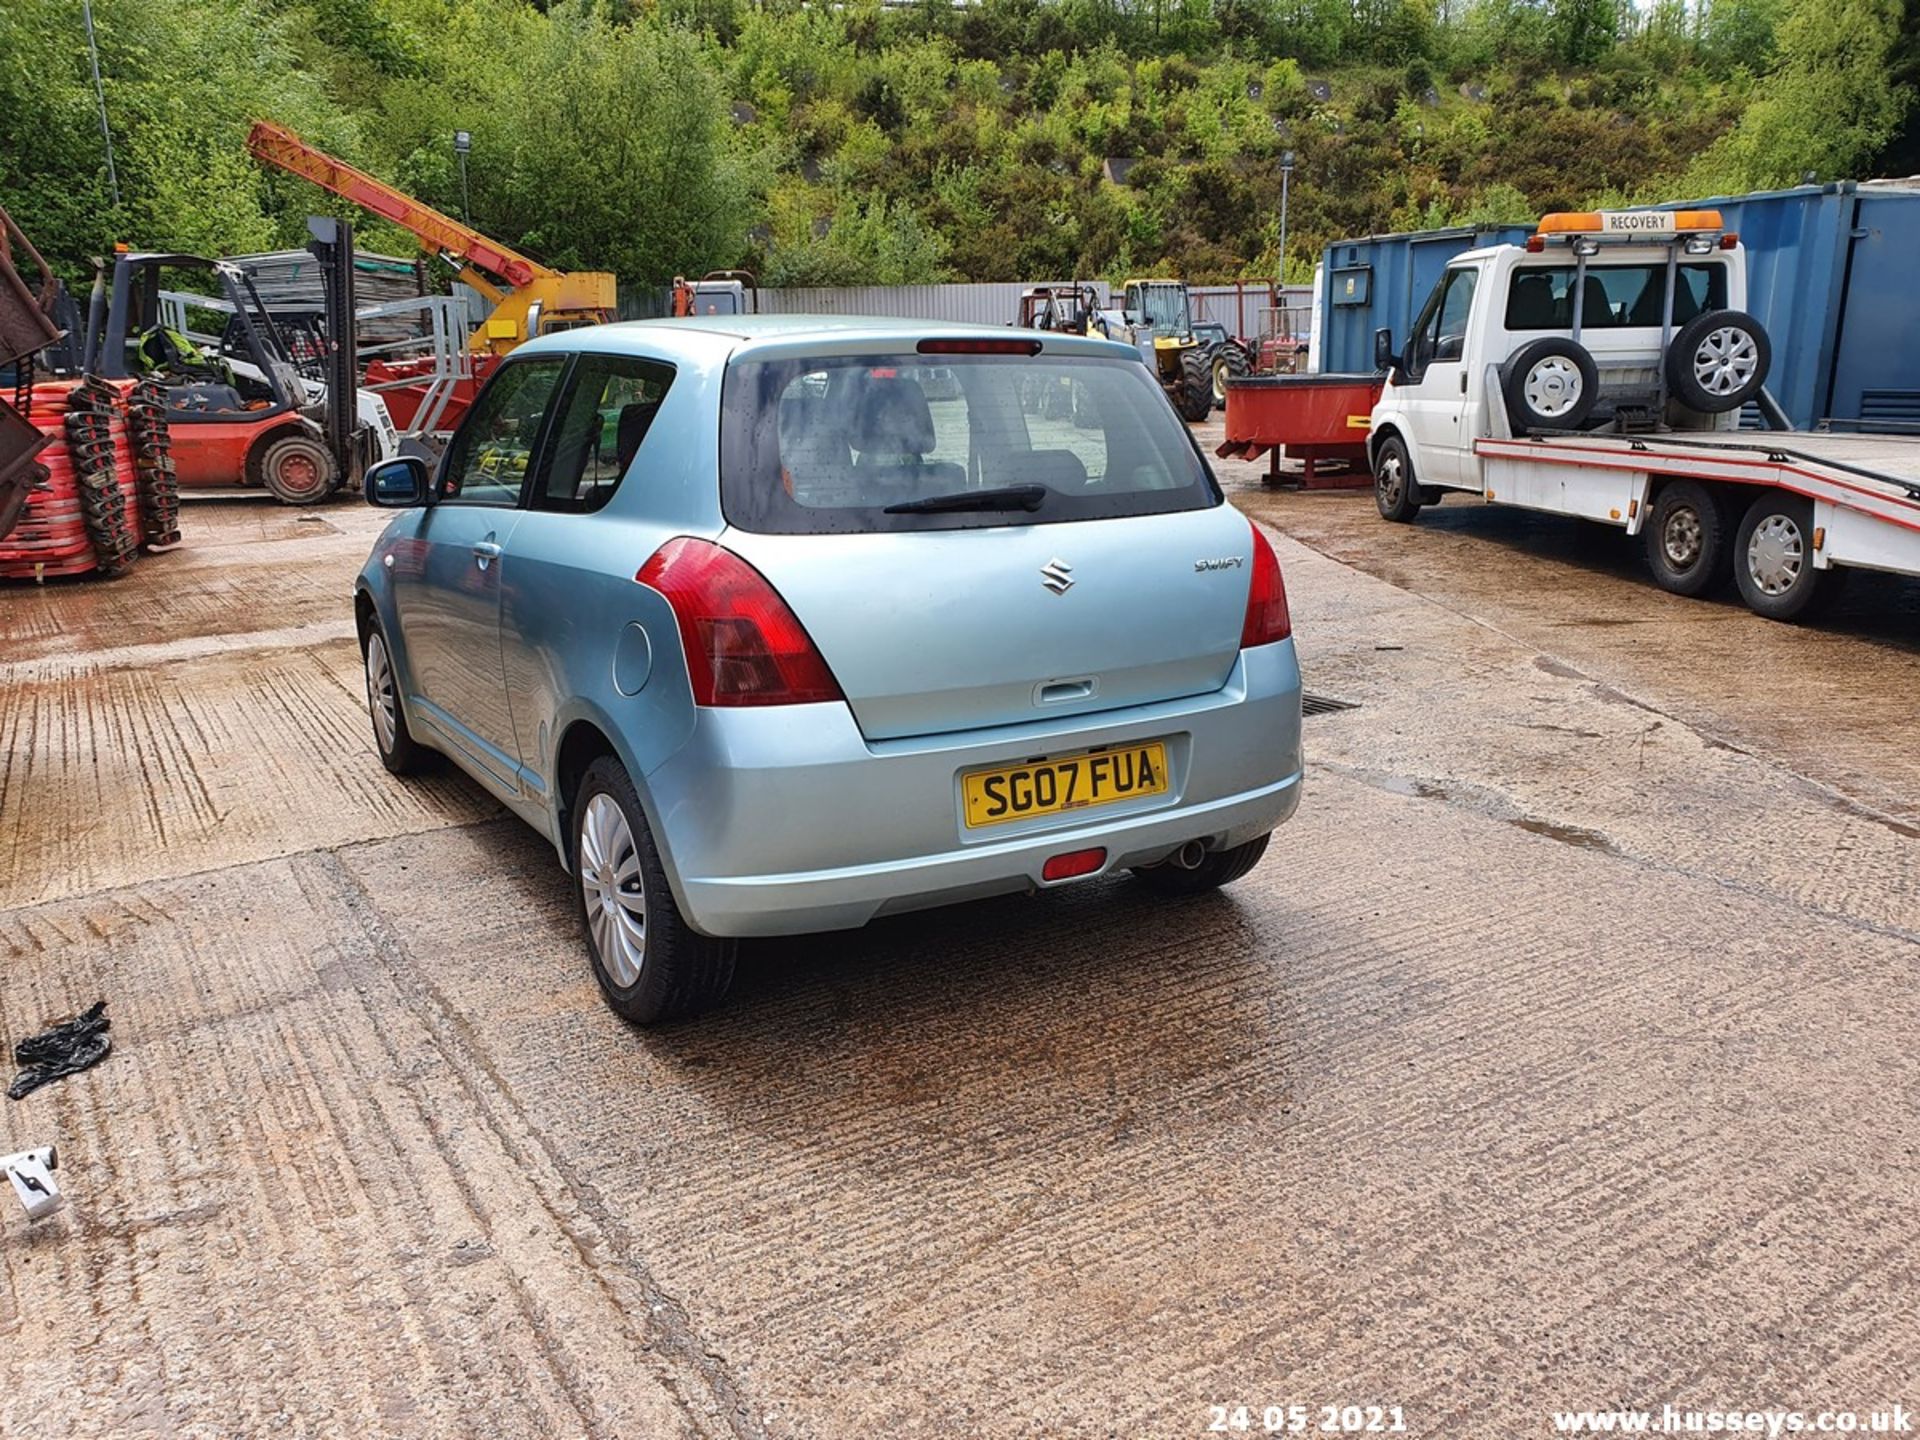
[1366,208,1920,621]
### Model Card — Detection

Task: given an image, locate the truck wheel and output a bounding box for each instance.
[1644,480,1732,597]
[256,432,337,505]
[1501,338,1598,432]
[1373,435,1423,523]
[574,755,736,1025]
[1667,310,1770,414]
[1176,347,1215,422]
[1211,342,1249,408]
[1733,493,1827,621]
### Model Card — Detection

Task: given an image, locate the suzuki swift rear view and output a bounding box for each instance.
[353,317,1303,1023]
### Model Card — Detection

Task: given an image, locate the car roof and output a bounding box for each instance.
[513,314,1136,365]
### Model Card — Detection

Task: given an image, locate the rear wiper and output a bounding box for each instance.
[883,484,1048,515]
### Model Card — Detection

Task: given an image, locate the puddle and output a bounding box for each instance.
[1508,817,1621,855]
[1376,775,1454,802]
[1533,655,1589,681]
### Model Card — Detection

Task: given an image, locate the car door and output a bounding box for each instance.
[498,353,683,812]
[391,355,567,792]
[1398,264,1480,487]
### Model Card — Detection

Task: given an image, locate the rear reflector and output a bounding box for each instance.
[1240,522,1292,648]
[1042,848,1106,882]
[636,538,843,707]
[917,338,1043,356]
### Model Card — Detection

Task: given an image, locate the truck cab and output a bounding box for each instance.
[1369,210,1760,496]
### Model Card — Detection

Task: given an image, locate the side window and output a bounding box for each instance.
[439,359,567,507]
[1433,269,1477,360]
[532,354,676,514]
[1413,268,1476,367]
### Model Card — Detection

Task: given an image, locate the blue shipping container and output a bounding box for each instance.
[1316,184,1920,429]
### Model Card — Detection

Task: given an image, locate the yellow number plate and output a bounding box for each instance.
[961,741,1170,829]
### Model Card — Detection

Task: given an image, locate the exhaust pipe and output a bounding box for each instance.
[1169,840,1208,870]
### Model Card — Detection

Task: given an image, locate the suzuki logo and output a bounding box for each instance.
[1040,558,1075,594]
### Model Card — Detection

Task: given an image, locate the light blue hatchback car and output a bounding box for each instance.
[355,317,1302,1023]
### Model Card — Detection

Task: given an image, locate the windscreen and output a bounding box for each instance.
[719,352,1219,534]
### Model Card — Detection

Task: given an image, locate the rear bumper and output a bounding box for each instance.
[642,640,1303,937]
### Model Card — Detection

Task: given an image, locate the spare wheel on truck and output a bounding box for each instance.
[1500,337,1598,432]
[1666,309,1770,414]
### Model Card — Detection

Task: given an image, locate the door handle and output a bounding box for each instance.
[472,539,502,570]
[1459,372,1468,394]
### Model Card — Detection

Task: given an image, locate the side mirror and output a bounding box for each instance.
[365,456,431,508]
[1373,327,1397,371]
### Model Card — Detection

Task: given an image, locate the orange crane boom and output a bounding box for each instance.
[245,120,616,354]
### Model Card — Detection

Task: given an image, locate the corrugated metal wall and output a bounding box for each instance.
[756,282,1102,325]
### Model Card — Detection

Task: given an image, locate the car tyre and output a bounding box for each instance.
[1175,346,1215,422]
[1501,337,1598,432]
[574,755,736,1025]
[1373,434,1423,523]
[1732,492,1830,622]
[1131,833,1271,897]
[1667,309,1770,415]
[362,621,431,775]
[1644,479,1732,596]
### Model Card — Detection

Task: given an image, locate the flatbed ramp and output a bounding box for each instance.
[1475,427,1920,585]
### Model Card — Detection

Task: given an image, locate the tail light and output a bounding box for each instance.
[1240,522,1292,648]
[636,538,843,706]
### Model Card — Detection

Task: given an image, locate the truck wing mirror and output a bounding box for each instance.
[1373,327,1397,371]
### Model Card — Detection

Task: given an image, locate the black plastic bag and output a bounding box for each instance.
[9,1000,111,1100]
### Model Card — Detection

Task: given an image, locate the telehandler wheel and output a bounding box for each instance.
[1644,480,1732,597]
[1373,434,1423,523]
[256,432,337,505]
[1667,309,1770,414]
[1501,338,1598,433]
[1211,342,1250,407]
[1175,347,1215,422]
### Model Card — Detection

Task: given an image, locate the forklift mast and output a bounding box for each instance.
[305,216,364,488]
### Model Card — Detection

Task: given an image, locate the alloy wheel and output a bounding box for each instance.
[365,632,397,753]
[1694,327,1759,397]
[579,793,647,987]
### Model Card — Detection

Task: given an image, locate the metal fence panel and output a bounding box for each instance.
[618,280,1309,335]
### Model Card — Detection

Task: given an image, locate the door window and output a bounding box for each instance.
[1412,268,1477,370]
[438,359,566,507]
[532,355,676,514]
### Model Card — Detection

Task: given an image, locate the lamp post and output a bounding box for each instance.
[453,130,472,224]
[1278,150,1295,289]
[81,0,120,209]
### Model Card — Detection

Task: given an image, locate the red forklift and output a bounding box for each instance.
[79,235,365,504]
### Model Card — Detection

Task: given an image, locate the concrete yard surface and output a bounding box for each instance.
[1,484,1916,1438]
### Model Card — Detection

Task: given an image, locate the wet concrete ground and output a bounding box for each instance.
[1,466,1915,1438]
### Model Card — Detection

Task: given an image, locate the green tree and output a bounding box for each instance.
[1687,0,1911,190]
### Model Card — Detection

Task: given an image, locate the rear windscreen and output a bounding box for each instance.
[1504,262,1730,331]
[719,353,1220,534]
